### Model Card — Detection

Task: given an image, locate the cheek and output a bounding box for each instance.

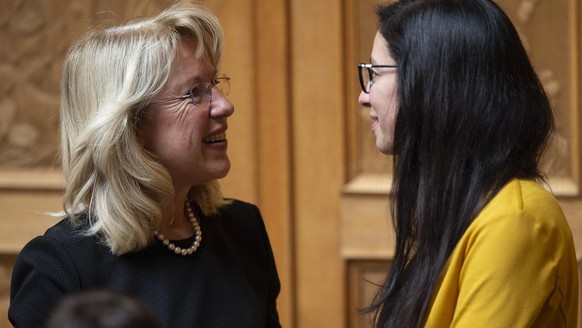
[376,94,399,134]
[140,107,202,143]
[138,120,178,155]
[373,89,397,119]
[136,120,156,150]
[383,85,399,118]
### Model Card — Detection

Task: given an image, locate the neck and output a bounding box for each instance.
[160,198,195,240]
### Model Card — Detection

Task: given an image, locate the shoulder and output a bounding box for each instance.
[19,218,79,254]
[476,179,565,226]
[29,215,97,248]
[220,198,260,214]
[212,199,271,246]
[217,199,264,225]
[440,179,578,327]
[15,215,106,269]
[10,216,109,327]
[466,179,573,256]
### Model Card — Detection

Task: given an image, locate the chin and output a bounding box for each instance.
[213,160,231,179]
[376,141,393,155]
[186,160,231,185]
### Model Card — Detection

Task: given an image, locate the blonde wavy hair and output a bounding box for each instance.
[60,1,229,255]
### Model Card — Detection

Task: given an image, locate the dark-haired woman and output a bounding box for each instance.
[357,0,578,327]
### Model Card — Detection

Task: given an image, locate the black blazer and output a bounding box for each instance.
[9,199,281,328]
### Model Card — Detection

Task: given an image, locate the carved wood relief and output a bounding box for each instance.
[498,0,579,194]
[0,1,173,170]
[2,1,66,168]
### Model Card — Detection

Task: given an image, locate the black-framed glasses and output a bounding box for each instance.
[179,74,231,106]
[357,63,397,93]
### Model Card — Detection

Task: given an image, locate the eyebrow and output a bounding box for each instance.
[187,69,218,85]
[185,74,204,86]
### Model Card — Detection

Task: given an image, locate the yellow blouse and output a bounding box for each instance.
[424,179,578,327]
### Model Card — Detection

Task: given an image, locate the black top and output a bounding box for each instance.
[9,199,281,328]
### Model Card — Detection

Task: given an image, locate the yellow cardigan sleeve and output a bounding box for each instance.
[424,180,578,328]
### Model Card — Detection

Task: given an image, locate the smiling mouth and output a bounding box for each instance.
[204,132,226,143]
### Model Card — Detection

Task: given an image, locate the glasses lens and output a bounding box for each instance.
[189,83,210,106]
[214,76,231,96]
[187,75,230,107]
[358,64,371,93]
[365,68,374,93]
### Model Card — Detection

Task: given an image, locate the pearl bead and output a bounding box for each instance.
[153,200,202,256]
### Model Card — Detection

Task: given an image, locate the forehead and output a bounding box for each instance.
[164,39,215,94]
[174,38,214,77]
[371,31,393,62]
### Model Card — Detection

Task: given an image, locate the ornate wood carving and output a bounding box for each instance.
[0,0,172,169]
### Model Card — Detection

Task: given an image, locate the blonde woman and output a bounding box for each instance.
[9,2,281,327]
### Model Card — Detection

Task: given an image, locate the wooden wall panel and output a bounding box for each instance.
[344,0,394,179]
[290,0,346,326]
[347,260,390,328]
[0,255,15,328]
[254,0,295,326]
[497,0,580,196]
[208,0,258,201]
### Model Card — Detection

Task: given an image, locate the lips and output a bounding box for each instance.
[369,115,378,132]
[203,131,226,143]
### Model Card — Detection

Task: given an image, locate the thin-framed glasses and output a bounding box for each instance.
[357,63,397,93]
[179,74,231,106]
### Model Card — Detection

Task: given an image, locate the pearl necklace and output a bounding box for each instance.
[153,202,202,256]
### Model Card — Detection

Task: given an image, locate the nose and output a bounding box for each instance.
[358,90,370,108]
[209,89,234,118]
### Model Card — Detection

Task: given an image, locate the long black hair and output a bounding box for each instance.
[369,0,554,326]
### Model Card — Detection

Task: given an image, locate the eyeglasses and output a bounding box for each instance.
[357,63,397,93]
[179,74,231,106]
